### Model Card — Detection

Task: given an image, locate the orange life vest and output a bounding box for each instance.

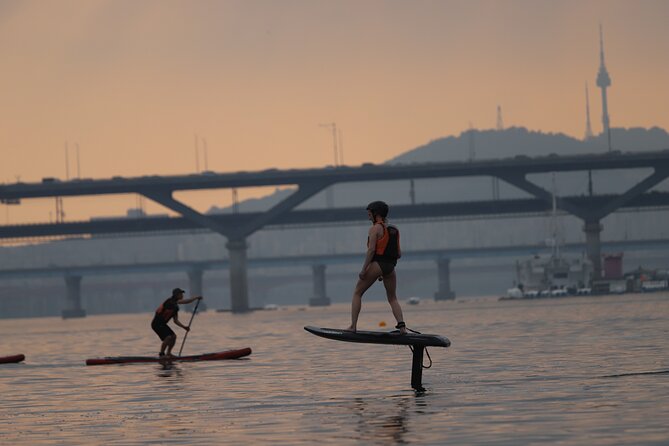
[371,223,400,261]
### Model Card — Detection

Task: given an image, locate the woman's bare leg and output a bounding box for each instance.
[382,271,407,334]
[347,263,383,331]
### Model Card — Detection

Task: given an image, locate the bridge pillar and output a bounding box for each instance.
[62,274,86,319]
[187,268,207,311]
[309,264,331,306]
[584,220,603,281]
[434,257,456,300]
[226,239,250,313]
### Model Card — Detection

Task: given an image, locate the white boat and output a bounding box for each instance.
[407,297,421,305]
[550,288,568,297]
[509,177,592,298]
[504,287,524,299]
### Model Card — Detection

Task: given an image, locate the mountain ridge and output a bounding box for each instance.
[209,126,669,214]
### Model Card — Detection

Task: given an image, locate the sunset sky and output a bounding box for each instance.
[1,0,668,224]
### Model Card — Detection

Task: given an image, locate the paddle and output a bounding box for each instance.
[178,298,201,357]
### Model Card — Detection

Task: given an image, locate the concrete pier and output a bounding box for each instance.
[309,264,331,306]
[434,257,456,300]
[62,274,86,319]
[227,239,250,313]
[187,268,207,311]
[584,220,603,280]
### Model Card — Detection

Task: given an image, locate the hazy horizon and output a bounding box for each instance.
[2,0,668,223]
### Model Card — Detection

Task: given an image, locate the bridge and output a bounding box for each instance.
[1,238,667,317]
[2,150,669,315]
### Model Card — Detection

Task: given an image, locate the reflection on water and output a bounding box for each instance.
[1,294,668,444]
[156,362,184,379]
[350,397,411,444]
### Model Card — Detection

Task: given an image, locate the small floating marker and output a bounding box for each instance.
[379,321,387,327]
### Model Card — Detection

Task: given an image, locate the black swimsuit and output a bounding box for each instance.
[371,223,400,276]
[375,260,396,276]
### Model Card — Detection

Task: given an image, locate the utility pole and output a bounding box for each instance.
[202,137,209,171]
[65,141,70,180]
[337,127,344,165]
[55,197,65,223]
[319,122,340,167]
[60,141,68,223]
[194,133,200,173]
[584,83,594,140]
[136,194,146,215]
[76,142,81,178]
[232,189,239,214]
[319,122,340,208]
[493,107,503,200]
[467,122,475,161]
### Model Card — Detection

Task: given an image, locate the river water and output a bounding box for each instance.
[1,293,668,445]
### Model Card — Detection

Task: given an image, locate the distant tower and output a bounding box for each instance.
[467,122,475,161]
[596,24,612,150]
[493,107,502,200]
[584,82,594,140]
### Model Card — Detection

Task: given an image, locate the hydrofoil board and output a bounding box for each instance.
[304,326,450,348]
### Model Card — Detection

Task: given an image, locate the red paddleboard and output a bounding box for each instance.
[0,354,25,364]
[85,347,251,366]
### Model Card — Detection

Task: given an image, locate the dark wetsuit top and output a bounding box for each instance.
[371,223,400,276]
[151,297,179,340]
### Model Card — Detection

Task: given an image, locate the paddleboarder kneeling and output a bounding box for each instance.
[152,288,203,358]
[347,201,407,334]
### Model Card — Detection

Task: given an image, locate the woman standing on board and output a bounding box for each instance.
[152,288,203,357]
[347,201,407,334]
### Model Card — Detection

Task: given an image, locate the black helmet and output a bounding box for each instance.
[366,201,389,218]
